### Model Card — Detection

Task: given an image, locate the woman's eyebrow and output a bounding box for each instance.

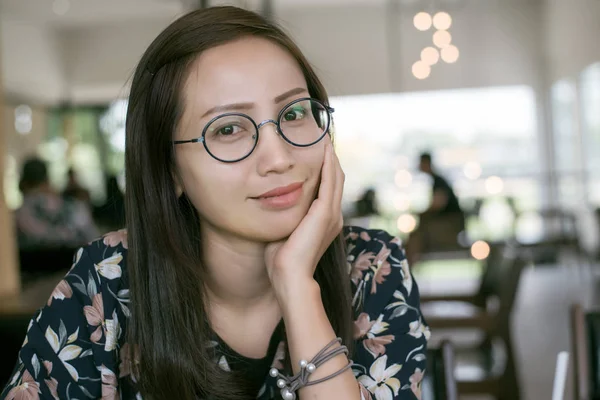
[273,87,308,103]
[201,102,254,118]
[200,87,308,118]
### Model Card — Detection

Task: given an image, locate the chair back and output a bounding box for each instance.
[425,340,458,400]
[495,248,526,328]
[572,304,600,400]
[477,244,504,302]
[477,245,526,326]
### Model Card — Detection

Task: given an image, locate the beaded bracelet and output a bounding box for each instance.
[269,338,353,400]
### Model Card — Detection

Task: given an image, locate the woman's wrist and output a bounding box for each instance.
[274,277,321,313]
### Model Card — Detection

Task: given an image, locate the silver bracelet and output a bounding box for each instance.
[269,338,353,400]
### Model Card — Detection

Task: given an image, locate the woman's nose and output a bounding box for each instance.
[254,121,296,176]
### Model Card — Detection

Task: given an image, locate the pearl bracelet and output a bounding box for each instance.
[268,338,353,400]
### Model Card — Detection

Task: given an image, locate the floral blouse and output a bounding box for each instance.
[1,226,430,400]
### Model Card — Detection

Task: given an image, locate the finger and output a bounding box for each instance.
[332,149,345,215]
[317,139,336,205]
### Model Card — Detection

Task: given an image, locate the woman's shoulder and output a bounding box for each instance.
[343,225,405,254]
[79,229,129,269]
[88,229,129,255]
[64,229,129,294]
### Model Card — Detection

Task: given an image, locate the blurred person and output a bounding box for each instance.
[2,7,428,400]
[406,152,465,265]
[62,167,91,204]
[418,152,461,216]
[346,187,379,228]
[14,157,98,250]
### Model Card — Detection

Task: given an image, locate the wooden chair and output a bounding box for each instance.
[571,303,600,400]
[421,246,526,400]
[423,340,458,400]
[517,208,585,267]
[420,244,504,308]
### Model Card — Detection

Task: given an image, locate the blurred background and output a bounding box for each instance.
[0,0,599,399]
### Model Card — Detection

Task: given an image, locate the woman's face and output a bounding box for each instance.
[174,36,326,242]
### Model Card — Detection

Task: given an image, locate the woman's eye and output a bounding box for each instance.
[283,107,306,121]
[217,125,239,135]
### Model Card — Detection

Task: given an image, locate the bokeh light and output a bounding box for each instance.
[394,194,411,211]
[433,12,452,30]
[463,162,482,180]
[397,214,417,233]
[471,240,491,260]
[485,176,504,194]
[414,12,433,31]
[441,45,460,63]
[395,169,413,188]
[14,105,32,134]
[412,61,431,80]
[433,30,452,48]
[421,47,440,66]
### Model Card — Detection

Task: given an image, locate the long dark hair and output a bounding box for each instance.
[125,6,354,400]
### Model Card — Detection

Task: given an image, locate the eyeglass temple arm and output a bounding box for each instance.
[173,137,204,145]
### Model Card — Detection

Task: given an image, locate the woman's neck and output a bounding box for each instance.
[201,223,277,312]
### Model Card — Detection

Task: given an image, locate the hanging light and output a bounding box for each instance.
[414,12,433,31]
[412,61,431,80]
[441,45,460,63]
[433,30,452,48]
[433,12,452,30]
[421,47,440,66]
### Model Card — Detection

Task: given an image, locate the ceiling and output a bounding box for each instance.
[0,0,467,28]
[0,0,186,27]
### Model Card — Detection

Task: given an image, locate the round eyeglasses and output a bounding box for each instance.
[173,97,334,163]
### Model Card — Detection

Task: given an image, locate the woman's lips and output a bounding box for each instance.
[253,182,304,209]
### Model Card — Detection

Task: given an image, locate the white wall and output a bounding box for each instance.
[1,0,548,105]
[1,20,66,104]
[3,0,600,104]
[59,18,176,104]
[279,0,543,96]
[544,0,600,82]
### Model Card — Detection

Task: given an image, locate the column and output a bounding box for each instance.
[0,28,20,298]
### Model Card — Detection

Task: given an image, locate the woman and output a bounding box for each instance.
[1,7,429,400]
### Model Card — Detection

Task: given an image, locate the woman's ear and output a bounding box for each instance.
[172,169,184,198]
[174,182,183,198]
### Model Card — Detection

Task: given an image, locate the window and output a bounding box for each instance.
[580,63,600,205]
[331,85,539,241]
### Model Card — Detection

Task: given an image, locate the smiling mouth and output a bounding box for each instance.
[255,182,304,199]
[252,182,304,209]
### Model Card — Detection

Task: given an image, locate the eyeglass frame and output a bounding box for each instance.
[172,97,335,163]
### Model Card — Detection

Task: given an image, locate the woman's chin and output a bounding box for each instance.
[250,214,305,243]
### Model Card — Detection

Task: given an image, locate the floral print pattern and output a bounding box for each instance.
[1,226,428,399]
[347,228,429,400]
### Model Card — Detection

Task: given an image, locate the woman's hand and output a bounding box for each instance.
[264,136,345,299]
